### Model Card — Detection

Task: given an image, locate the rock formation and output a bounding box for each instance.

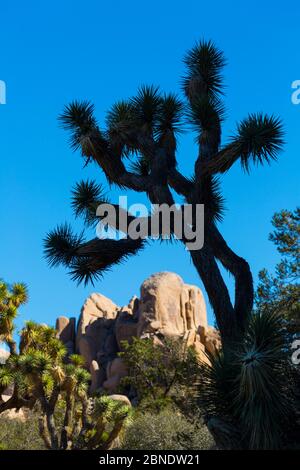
[56,272,221,394]
[0,347,9,365]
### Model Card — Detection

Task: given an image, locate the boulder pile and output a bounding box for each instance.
[55,272,221,394]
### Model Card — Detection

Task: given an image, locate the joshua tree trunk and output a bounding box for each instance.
[60,394,74,450]
[46,411,59,449]
[38,415,52,450]
[7,339,17,355]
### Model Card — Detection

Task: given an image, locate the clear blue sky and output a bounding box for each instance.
[0,0,299,336]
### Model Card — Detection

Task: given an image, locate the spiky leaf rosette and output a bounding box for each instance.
[59,101,107,161]
[0,281,8,301]
[69,237,145,286]
[198,310,295,450]
[16,351,52,375]
[205,114,284,174]
[197,350,238,420]
[106,101,138,157]
[183,40,226,102]
[0,307,16,336]
[232,310,293,450]
[44,222,145,286]
[44,224,85,267]
[10,283,28,306]
[71,180,108,226]
[0,367,13,392]
[156,94,184,154]
[69,354,85,368]
[91,396,131,423]
[130,85,161,134]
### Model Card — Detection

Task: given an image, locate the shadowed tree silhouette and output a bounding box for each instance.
[44,40,284,345]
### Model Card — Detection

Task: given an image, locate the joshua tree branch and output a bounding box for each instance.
[0,385,36,414]
[6,339,17,355]
[101,421,124,450]
[86,417,106,449]
[168,168,194,198]
[46,411,59,450]
[88,132,151,192]
[38,415,52,450]
[208,224,254,331]
[60,392,74,450]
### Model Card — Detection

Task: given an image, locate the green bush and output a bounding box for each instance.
[120,408,215,450]
[119,337,200,413]
[0,411,46,450]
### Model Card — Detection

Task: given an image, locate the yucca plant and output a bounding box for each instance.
[197,310,298,449]
[1,319,130,450]
[80,395,132,450]
[0,280,28,354]
[44,40,284,345]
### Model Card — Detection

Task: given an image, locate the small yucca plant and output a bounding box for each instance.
[198,310,298,449]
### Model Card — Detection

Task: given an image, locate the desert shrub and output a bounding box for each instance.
[120,408,215,450]
[0,411,46,450]
[119,337,200,413]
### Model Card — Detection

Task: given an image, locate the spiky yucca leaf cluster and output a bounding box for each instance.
[44,224,85,268]
[44,223,144,286]
[0,280,28,351]
[19,321,66,361]
[237,114,284,168]
[198,310,296,449]
[106,100,136,157]
[131,85,162,131]
[157,93,185,138]
[61,86,184,165]
[0,367,13,391]
[68,238,144,286]
[233,311,293,449]
[59,101,103,157]
[71,180,108,226]
[205,114,284,174]
[183,40,226,151]
[105,86,184,169]
[183,40,226,101]
[59,41,283,173]
[81,396,132,450]
[91,395,131,422]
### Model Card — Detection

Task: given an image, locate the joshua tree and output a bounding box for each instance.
[0,280,28,354]
[44,40,284,345]
[0,321,131,449]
